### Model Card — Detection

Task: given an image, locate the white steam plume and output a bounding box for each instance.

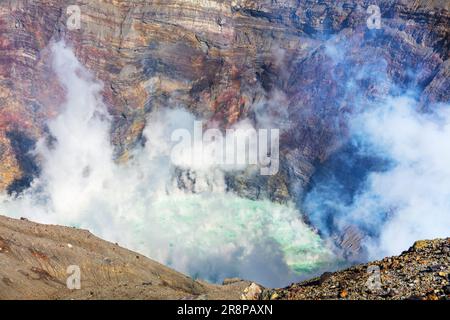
[302,36,450,261]
[305,95,450,259]
[351,97,450,257]
[0,41,334,287]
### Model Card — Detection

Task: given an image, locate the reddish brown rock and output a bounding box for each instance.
[0,0,448,203]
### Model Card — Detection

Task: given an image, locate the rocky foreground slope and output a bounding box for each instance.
[0,215,251,300]
[261,238,450,300]
[0,214,448,300]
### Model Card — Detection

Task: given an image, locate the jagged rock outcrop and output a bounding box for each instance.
[0,0,448,200]
[260,238,450,300]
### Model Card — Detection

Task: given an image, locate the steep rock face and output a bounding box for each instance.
[0,0,449,217]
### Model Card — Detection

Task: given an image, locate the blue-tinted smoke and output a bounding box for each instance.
[302,33,450,259]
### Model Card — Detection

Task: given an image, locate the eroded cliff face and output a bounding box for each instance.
[1,0,448,194]
[0,1,449,247]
